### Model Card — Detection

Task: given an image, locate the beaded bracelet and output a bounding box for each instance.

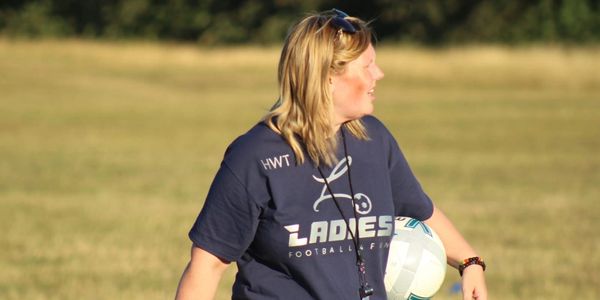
[458,256,486,276]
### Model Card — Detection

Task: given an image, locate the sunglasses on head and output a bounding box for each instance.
[329,8,358,34]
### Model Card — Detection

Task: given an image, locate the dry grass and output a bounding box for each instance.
[0,39,599,299]
[378,45,599,89]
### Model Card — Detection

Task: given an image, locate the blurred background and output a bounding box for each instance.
[1,1,599,299]
[1,0,599,44]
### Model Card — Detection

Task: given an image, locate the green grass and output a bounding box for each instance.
[0,40,599,299]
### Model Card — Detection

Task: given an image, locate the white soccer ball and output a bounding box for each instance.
[384,216,447,300]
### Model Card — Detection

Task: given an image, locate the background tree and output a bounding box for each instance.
[0,0,598,44]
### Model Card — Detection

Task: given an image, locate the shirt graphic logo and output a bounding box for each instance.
[312,156,372,215]
[284,156,392,258]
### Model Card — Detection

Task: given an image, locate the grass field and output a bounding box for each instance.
[0,39,599,299]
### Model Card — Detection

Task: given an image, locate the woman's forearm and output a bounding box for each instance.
[424,205,479,269]
[425,205,488,299]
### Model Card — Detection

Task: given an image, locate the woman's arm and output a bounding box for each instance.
[175,245,230,300]
[425,205,488,300]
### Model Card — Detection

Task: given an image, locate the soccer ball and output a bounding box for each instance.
[384,217,447,300]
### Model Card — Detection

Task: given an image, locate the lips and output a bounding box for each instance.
[367,87,375,96]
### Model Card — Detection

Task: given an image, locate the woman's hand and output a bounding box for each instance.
[461,264,487,300]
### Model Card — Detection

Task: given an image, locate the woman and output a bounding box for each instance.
[176,9,487,300]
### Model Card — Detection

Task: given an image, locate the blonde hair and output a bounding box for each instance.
[264,11,372,167]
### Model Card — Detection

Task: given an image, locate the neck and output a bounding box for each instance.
[332,118,347,133]
[332,124,342,133]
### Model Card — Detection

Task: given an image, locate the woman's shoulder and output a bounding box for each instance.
[362,115,393,139]
[229,121,283,149]
[222,121,288,170]
[362,114,385,129]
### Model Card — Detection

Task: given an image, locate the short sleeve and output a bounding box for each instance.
[388,144,434,220]
[188,162,262,262]
[377,123,433,220]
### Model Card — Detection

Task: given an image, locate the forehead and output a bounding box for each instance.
[355,44,375,63]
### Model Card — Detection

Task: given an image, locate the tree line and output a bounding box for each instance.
[1,0,598,45]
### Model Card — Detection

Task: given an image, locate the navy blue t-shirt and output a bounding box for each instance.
[189,116,434,300]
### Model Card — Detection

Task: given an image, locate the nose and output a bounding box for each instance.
[374,63,384,80]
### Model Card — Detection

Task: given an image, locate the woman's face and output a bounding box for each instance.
[330,44,384,126]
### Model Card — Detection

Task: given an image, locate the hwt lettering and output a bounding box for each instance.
[260,154,291,170]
